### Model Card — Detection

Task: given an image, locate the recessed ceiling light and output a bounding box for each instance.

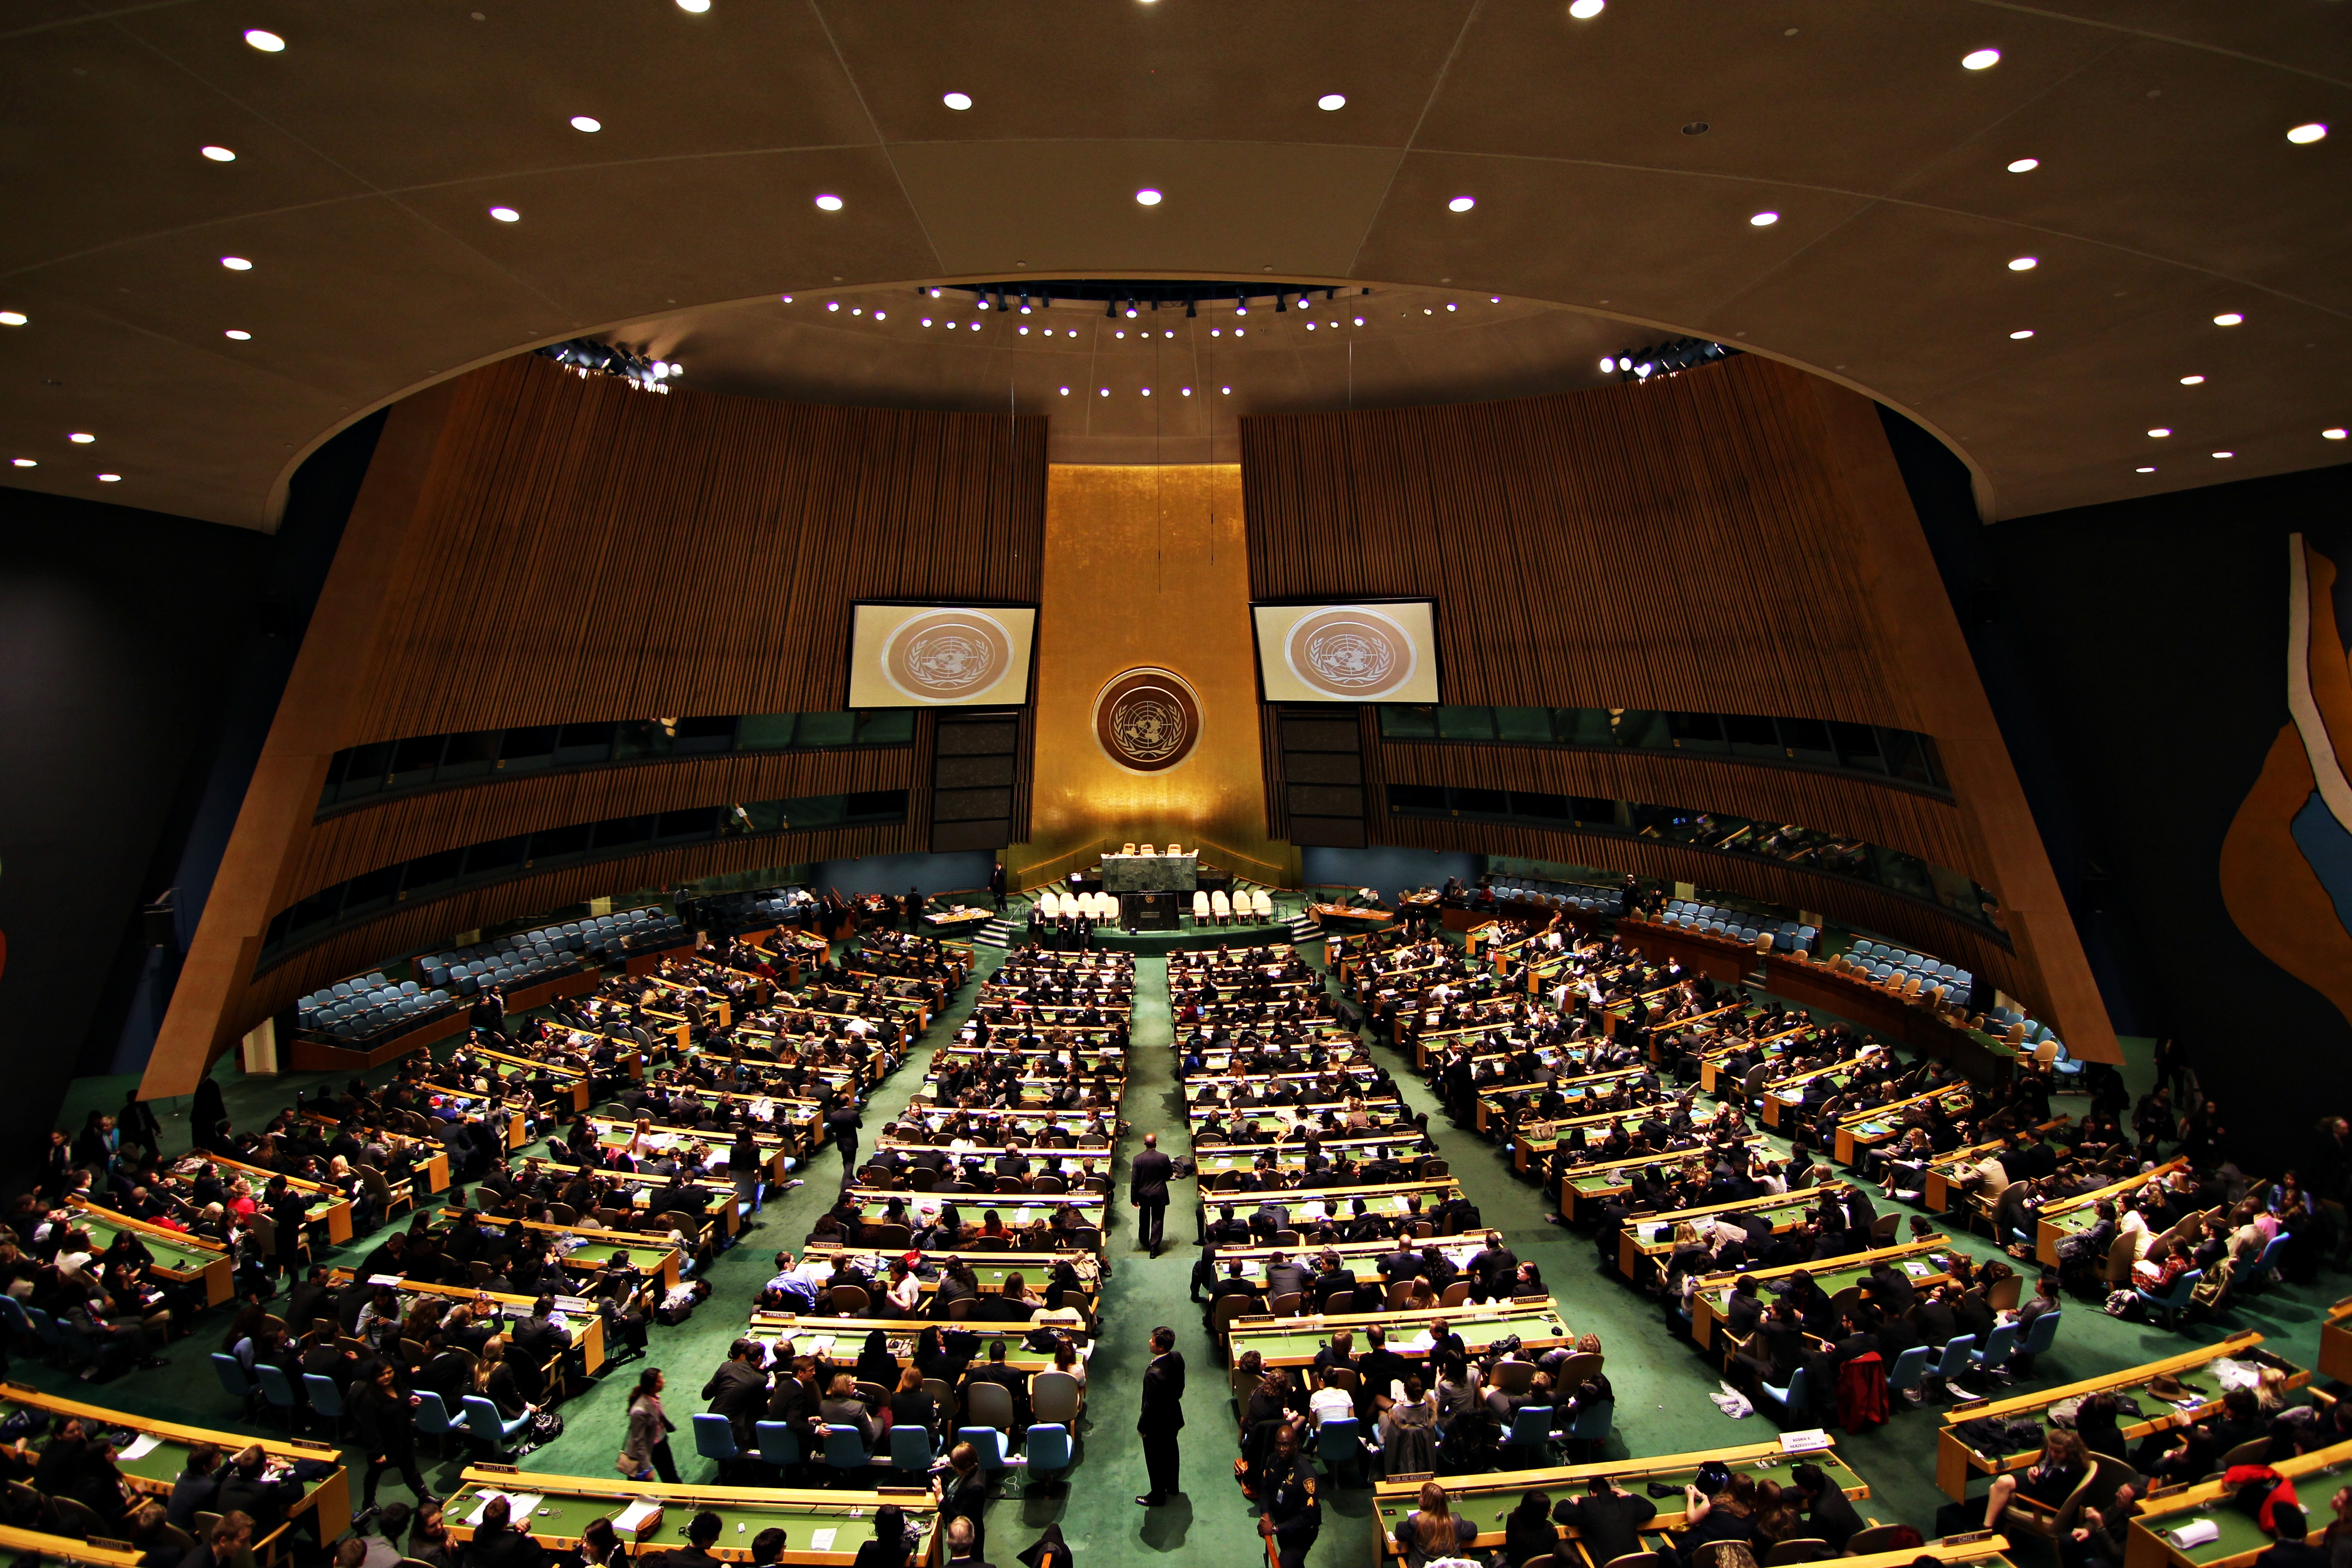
[1961,48,2000,70]
[942,92,972,111]
[10,459,34,467]
[488,206,519,222]
[1490,296,1501,304]
[220,255,253,270]
[921,317,931,326]
[224,329,252,340]
[1017,326,1027,334]
[779,294,793,303]
[2008,256,2038,271]
[2007,157,2038,173]
[2213,312,2243,325]
[1099,388,1109,397]
[201,145,237,162]
[570,116,602,132]
[1318,94,1346,111]
[813,193,844,211]
[1568,0,1604,17]
[1181,387,1192,396]
[2147,428,2171,438]
[2212,451,2235,459]
[826,300,839,311]
[243,28,285,51]
[873,310,885,321]
[1134,188,1162,205]
[2180,374,2205,385]
[0,312,24,327]
[68,433,94,444]
[1221,386,1231,394]
[2136,466,2156,473]
[1448,196,1476,212]
[676,0,709,11]
[1058,387,1069,396]
[2324,428,2347,440]
[97,473,120,483]
[1445,302,1457,311]
[2288,122,2328,145]
[1354,316,1365,324]
[2009,329,2034,339]
[1749,211,1780,226]
[1682,122,1710,136]
[1142,387,1152,397]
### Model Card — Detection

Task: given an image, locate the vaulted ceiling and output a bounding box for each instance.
[3,0,2345,529]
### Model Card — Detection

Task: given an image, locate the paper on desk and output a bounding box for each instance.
[118,1434,163,1460]
[467,1493,544,1527]
[613,1501,662,1531]
[809,1529,837,1552]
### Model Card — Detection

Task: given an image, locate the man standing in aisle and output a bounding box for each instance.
[1135,1325,1185,1508]
[1130,1132,1173,1257]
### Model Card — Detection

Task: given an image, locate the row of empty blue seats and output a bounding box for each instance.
[1847,937,1975,1006]
[295,972,452,1041]
[1490,877,1624,914]
[1661,900,1819,954]
[697,885,816,933]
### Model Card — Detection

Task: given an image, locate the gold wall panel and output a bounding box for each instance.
[1014,464,1298,890]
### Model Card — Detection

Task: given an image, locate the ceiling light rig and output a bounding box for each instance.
[1609,337,1735,383]
[537,338,683,392]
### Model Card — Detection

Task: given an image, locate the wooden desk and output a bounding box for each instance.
[336,1272,610,1377]
[423,1205,684,1290]
[475,1048,593,1112]
[1833,1083,1975,1166]
[66,1199,234,1306]
[0,1524,142,1567]
[795,1246,1098,1309]
[1617,1186,1849,1283]
[1226,1296,1568,1367]
[2036,1159,2190,1267]
[1372,1439,1870,1559]
[0,1381,351,1542]
[207,1156,356,1245]
[1689,1236,1956,1351]
[1936,1331,2303,1500]
[1922,1120,2073,1214]
[445,1469,937,1565]
[1554,1139,1774,1220]
[586,1117,799,1182]
[746,1312,1085,1371]
[2322,1296,2352,1384]
[2124,1437,2352,1568]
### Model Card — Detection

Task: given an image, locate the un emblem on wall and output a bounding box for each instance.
[1284,606,1417,699]
[1093,668,1202,773]
[881,608,1014,702]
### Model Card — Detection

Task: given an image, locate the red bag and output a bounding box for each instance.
[1836,1351,1888,1432]
[2224,1465,2298,1534]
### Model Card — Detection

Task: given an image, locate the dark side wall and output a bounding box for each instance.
[0,414,379,1166]
[1885,411,2352,1165]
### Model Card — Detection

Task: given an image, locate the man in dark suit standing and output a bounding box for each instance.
[1136,1325,1185,1508]
[1130,1132,1173,1257]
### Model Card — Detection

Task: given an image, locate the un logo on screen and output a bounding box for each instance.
[1284,606,1417,699]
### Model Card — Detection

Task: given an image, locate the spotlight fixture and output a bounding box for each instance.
[1568,0,1604,16]
[2009,329,2034,339]
[97,474,120,483]
[243,28,286,51]
[942,92,973,111]
[1134,188,1162,206]
[2288,122,2328,144]
[813,193,844,211]
[2213,312,2244,325]
[1598,357,1614,372]
[68,432,94,444]
[2008,256,2037,270]
[224,329,252,340]
[1961,48,2000,70]
[2211,451,2235,459]
[2180,374,2205,385]
[1608,337,1734,383]
[220,256,253,270]
[1749,211,1780,226]
[0,312,25,326]
[570,116,602,132]
[2324,428,2347,441]
[1318,93,1347,110]
[1448,196,1476,212]
[10,459,33,467]
[202,145,237,162]
[2147,427,2171,438]
[488,206,520,222]
[2007,157,2039,172]
[2137,466,2156,473]
[535,338,681,392]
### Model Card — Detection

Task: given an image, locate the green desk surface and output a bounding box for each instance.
[69,1216,221,1272]
[1630,1197,1818,1248]
[2044,1206,2103,1236]
[2145,1460,2352,1563]
[0,1400,327,1501]
[1700,1251,1955,1315]
[1569,1172,1627,1195]
[1373,1451,1867,1542]
[850,1198,1106,1225]
[800,1259,1074,1292]
[1230,1306,1568,1361]
[1194,1148,1432,1173]
[447,1485,922,1555]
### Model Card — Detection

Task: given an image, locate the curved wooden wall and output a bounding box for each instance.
[150,358,1045,1092]
[1240,355,2115,1058]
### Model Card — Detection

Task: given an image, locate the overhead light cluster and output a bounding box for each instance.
[537,338,684,392]
[1606,337,1734,383]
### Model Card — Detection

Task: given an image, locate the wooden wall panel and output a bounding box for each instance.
[290,747,918,902]
[155,357,1046,1090]
[1371,739,1986,881]
[1374,812,2031,1006]
[1243,355,1920,729]
[352,355,1048,740]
